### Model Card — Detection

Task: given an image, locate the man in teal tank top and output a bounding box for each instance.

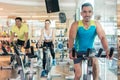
[74,20,97,52]
[69,3,110,80]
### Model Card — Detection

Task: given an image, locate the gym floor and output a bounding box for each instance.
[0,55,73,80]
[0,49,118,80]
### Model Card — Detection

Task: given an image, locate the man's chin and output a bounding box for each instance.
[83,18,90,22]
[85,20,90,22]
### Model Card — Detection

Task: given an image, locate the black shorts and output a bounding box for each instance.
[43,41,54,48]
[73,51,87,64]
[16,39,30,49]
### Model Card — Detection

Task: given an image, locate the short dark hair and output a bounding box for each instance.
[81,3,93,10]
[15,17,22,22]
[45,19,51,23]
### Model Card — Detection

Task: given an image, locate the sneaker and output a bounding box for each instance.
[52,59,56,66]
[41,70,47,77]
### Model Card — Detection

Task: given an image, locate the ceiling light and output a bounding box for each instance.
[0,8,3,10]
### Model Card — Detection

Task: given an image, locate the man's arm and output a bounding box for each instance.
[24,32,28,44]
[95,21,109,58]
[24,25,29,44]
[69,21,78,59]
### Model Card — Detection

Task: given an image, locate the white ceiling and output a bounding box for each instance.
[0,0,117,21]
[0,0,77,20]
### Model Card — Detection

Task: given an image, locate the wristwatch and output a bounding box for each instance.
[68,48,72,53]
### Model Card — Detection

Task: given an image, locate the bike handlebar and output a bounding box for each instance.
[11,42,24,56]
[96,48,103,57]
[11,42,20,56]
[72,47,114,58]
[11,42,35,56]
[97,47,114,58]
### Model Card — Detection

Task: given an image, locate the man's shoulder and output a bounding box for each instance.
[72,21,79,26]
[70,21,79,30]
[22,23,28,27]
[11,25,17,30]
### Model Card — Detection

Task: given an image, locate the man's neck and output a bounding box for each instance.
[17,25,21,29]
[82,20,90,26]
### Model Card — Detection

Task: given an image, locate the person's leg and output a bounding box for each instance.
[42,47,46,70]
[49,42,55,59]
[92,58,99,80]
[74,62,82,80]
[24,40,30,65]
[49,42,56,65]
[16,39,23,51]
[41,47,47,76]
[24,40,30,53]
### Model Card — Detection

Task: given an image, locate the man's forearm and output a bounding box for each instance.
[24,34,28,43]
[10,33,14,42]
[101,37,109,52]
[68,38,74,50]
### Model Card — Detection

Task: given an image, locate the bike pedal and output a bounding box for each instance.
[118,71,120,75]
[88,71,92,74]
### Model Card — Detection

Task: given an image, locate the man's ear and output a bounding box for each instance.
[80,12,82,16]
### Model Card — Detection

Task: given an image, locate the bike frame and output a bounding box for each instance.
[44,47,52,74]
[72,47,114,80]
[13,44,37,80]
[81,57,93,80]
[13,44,26,80]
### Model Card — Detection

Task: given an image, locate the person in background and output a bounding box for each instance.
[10,17,30,53]
[10,17,31,66]
[38,19,56,77]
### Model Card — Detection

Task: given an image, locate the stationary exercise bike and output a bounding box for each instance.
[72,47,114,80]
[41,45,52,77]
[10,43,37,80]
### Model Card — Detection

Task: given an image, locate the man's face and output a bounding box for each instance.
[15,19,22,27]
[81,6,93,22]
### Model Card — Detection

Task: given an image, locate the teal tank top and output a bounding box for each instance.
[74,20,97,52]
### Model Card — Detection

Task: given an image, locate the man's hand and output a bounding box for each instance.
[38,42,42,48]
[69,52,77,59]
[106,50,113,60]
[24,42,27,48]
[69,52,73,59]
[106,52,110,59]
